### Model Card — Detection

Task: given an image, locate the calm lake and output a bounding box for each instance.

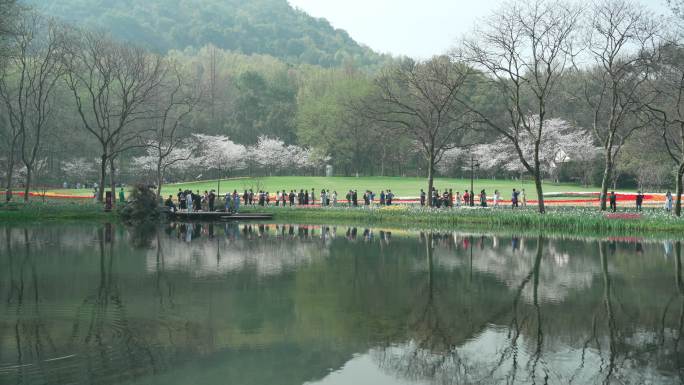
[0,222,682,385]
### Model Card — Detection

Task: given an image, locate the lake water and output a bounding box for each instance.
[0,222,682,385]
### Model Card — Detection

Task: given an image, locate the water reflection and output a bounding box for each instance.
[0,223,683,385]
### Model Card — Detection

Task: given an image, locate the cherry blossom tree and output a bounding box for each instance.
[454,0,581,213]
[252,136,289,174]
[193,134,246,195]
[62,158,96,183]
[472,118,600,179]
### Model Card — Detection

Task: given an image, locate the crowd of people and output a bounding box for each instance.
[163,186,532,213]
[420,188,527,209]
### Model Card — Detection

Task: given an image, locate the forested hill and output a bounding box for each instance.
[22,0,392,68]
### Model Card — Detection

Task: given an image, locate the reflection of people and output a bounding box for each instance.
[663,241,673,259]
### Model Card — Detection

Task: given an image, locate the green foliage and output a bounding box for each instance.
[23,0,393,68]
[118,184,159,222]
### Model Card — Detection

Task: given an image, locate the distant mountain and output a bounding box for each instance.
[23,0,393,68]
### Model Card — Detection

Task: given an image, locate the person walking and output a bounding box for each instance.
[609,191,617,213]
[379,190,386,206]
[332,191,338,206]
[463,190,470,208]
[480,190,487,207]
[636,191,644,212]
[520,189,527,207]
[493,190,500,208]
[455,191,462,208]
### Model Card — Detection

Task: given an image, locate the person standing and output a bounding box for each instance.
[665,190,673,213]
[455,191,462,208]
[320,189,326,207]
[511,189,519,208]
[186,191,193,213]
[311,188,316,206]
[379,190,386,206]
[463,190,470,208]
[332,191,338,206]
[233,190,240,213]
[208,190,216,212]
[520,189,527,207]
[636,191,644,212]
[609,191,617,213]
[493,190,500,208]
[223,191,233,213]
[480,190,487,207]
[420,189,426,207]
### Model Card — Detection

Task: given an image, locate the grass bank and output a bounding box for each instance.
[238,205,684,236]
[0,200,115,222]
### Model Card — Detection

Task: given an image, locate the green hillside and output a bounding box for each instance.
[23,0,392,68]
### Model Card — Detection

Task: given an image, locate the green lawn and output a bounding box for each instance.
[48,176,600,200]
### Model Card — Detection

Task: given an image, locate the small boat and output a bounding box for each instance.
[165,210,273,221]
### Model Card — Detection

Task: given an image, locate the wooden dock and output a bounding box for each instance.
[166,211,273,221]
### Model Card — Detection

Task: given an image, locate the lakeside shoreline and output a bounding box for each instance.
[2,201,683,237]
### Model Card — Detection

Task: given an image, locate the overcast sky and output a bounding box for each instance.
[287,0,671,59]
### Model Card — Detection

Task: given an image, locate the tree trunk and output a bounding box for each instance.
[156,162,163,199]
[109,158,116,207]
[4,156,14,202]
[23,167,31,203]
[599,151,612,211]
[98,154,107,203]
[427,152,435,208]
[533,169,545,214]
[676,165,684,217]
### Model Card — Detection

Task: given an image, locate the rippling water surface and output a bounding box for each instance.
[0,222,682,385]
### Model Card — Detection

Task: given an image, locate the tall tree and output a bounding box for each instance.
[361,56,469,206]
[582,0,660,210]
[0,12,64,202]
[62,29,166,203]
[648,43,684,215]
[145,63,200,198]
[455,0,581,214]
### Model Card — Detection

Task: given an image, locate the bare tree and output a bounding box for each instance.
[454,0,581,214]
[648,43,684,215]
[0,0,19,62]
[361,56,469,206]
[62,29,166,204]
[0,12,64,202]
[147,63,200,197]
[582,0,660,210]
